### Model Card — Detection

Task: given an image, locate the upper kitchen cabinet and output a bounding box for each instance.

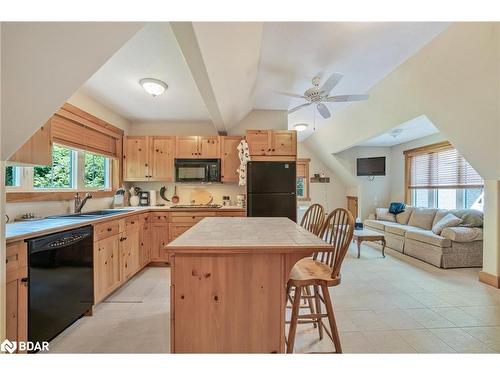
[8,120,52,166]
[246,130,297,157]
[123,136,175,181]
[175,136,220,159]
[221,136,244,182]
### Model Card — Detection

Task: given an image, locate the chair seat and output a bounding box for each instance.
[289,258,340,287]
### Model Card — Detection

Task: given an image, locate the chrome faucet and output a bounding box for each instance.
[74,192,93,213]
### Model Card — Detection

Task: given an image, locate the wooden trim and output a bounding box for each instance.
[6,190,114,203]
[60,103,124,138]
[297,158,310,202]
[251,156,296,162]
[479,271,500,288]
[403,141,452,156]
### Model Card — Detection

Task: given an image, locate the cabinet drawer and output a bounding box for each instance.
[6,242,27,283]
[169,211,216,223]
[151,213,169,223]
[168,223,193,242]
[216,211,246,217]
[124,215,140,231]
[94,221,120,241]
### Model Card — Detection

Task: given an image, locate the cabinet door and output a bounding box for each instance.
[168,223,193,243]
[120,229,140,281]
[175,136,200,158]
[246,130,271,156]
[139,214,151,267]
[151,223,170,263]
[123,136,150,180]
[95,235,120,303]
[150,136,175,181]
[199,136,220,158]
[221,136,243,182]
[8,120,52,166]
[271,130,296,156]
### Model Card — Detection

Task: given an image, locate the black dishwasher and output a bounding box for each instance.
[27,225,93,347]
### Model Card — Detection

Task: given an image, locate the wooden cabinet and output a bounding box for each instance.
[123,136,175,181]
[5,241,28,352]
[94,235,121,303]
[246,130,296,157]
[151,222,170,263]
[120,228,140,281]
[8,120,52,166]
[123,136,150,181]
[139,213,151,267]
[221,136,243,182]
[175,136,220,159]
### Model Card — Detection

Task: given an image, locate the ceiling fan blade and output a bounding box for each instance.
[288,102,311,114]
[320,72,343,95]
[316,103,331,119]
[326,94,369,102]
[276,91,306,99]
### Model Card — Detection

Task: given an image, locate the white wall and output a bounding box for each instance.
[228,110,288,135]
[389,133,447,202]
[128,121,216,136]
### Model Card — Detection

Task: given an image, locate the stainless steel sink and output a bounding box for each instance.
[48,209,134,219]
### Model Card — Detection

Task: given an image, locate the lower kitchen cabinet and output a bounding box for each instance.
[94,235,121,303]
[5,241,28,352]
[139,213,151,267]
[120,228,140,281]
[151,222,170,263]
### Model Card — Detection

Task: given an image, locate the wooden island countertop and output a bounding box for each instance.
[166,217,333,353]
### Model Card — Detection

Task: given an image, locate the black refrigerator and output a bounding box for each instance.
[247,161,297,222]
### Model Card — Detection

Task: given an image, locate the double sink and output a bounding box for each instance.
[48,209,134,220]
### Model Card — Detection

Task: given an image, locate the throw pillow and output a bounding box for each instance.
[376,208,396,222]
[458,212,484,228]
[389,202,406,215]
[431,213,462,235]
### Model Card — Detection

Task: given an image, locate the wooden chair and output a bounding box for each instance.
[294,204,326,320]
[286,208,354,353]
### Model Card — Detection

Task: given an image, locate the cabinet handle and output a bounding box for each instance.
[192,216,195,219]
[272,148,275,152]
[21,277,29,284]
[120,236,128,242]
[107,227,112,232]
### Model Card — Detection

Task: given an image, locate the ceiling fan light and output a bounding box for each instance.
[140,78,168,97]
[293,123,309,132]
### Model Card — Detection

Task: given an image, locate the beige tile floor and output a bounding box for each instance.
[49,243,500,353]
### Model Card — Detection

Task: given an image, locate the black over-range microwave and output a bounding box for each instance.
[175,159,221,183]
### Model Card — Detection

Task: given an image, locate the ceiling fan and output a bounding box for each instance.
[279,73,369,119]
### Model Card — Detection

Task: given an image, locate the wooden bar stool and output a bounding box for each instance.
[295,204,326,319]
[286,208,354,353]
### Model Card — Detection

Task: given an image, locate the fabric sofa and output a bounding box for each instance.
[364,207,483,268]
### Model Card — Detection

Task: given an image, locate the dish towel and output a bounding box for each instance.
[237,139,251,186]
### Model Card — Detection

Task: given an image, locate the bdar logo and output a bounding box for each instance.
[1,339,17,354]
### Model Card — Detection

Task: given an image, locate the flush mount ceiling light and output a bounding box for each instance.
[139,78,168,97]
[390,128,404,138]
[293,123,309,132]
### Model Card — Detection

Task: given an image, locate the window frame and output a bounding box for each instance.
[296,158,311,202]
[404,141,484,209]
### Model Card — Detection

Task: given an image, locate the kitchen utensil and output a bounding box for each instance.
[189,188,213,205]
[159,186,170,202]
[171,186,179,204]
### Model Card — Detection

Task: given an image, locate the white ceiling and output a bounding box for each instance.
[252,22,449,140]
[81,23,211,122]
[356,115,439,147]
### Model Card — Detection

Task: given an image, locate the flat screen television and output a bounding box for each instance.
[356,157,386,176]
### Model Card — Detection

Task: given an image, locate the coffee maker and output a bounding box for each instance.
[138,191,150,206]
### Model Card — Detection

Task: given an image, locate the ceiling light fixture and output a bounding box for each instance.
[390,128,403,138]
[140,78,168,97]
[293,123,309,132]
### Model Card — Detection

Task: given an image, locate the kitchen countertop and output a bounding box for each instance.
[6,205,245,243]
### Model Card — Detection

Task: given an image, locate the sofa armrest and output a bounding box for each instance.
[441,227,483,242]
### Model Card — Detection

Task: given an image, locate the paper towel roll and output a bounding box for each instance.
[149,190,157,207]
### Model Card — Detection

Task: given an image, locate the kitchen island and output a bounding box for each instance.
[166,217,333,353]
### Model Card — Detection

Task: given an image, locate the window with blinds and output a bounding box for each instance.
[405,142,484,210]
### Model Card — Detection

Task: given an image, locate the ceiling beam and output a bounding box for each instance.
[170,22,227,135]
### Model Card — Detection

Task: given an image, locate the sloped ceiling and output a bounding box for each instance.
[1,22,143,159]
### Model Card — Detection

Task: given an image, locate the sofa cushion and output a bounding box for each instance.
[384,223,414,236]
[364,219,386,231]
[459,211,484,228]
[375,208,396,222]
[405,229,451,248]
[431,213,462,235]
[396,206,415,225]
[441,227,483,242]
[407,208,437,230]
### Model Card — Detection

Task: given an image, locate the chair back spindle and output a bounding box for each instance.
[300,204,325,236]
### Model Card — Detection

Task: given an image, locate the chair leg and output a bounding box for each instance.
[304,286,317,328]
[314,285,323,340]
[286,285,302,353]
[321,285,342,353]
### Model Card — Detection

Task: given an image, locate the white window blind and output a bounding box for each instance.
[409,147,483,189]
